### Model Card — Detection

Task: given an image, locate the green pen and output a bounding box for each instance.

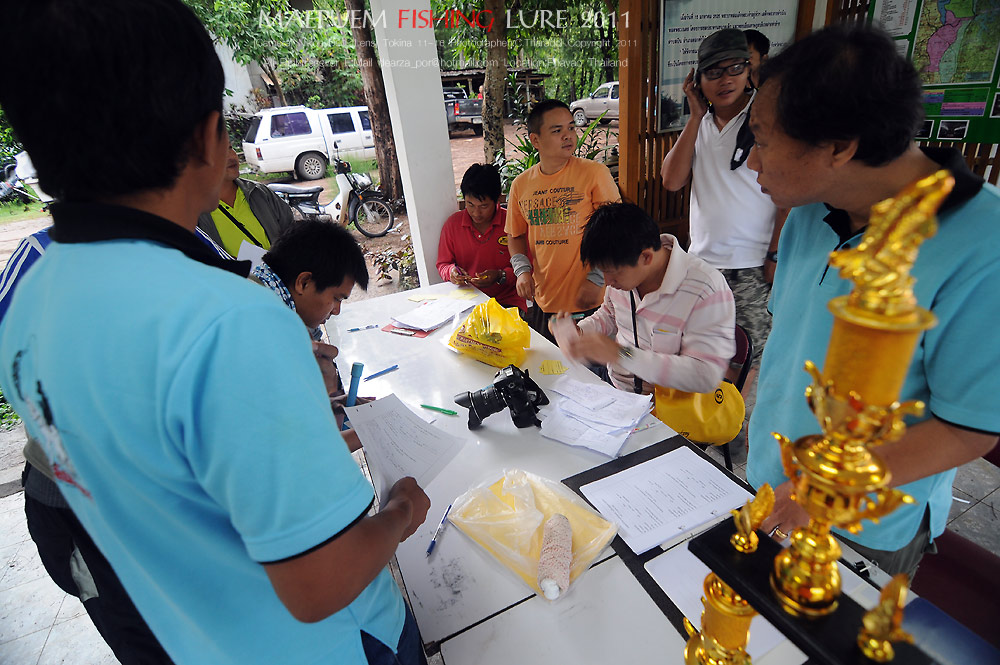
[420,404,458,416]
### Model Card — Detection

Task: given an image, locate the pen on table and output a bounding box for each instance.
[347,324,379,332]
[426,504,453,557]
[421,404,458,416]
[364,364,399,381]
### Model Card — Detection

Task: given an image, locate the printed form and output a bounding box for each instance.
[580,446,751,554]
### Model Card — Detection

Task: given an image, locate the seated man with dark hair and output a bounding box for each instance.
[554,202,735,395]
[747,24,1000,577]
[251,220,371,449]
[436,163,524,309]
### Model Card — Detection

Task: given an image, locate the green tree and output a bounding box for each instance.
[0,106,22,164]
[184,0,303,107]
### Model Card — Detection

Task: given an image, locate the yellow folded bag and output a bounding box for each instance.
[448,298,531,368]
[449,469,617,599]
[653,380,745,445]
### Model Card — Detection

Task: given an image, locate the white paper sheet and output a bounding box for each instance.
[548,376,617,409]
[540,409,632,457]
[346,394,466,501]
[236,241,267,270]
[559,389,651,429]
[391,298,475,332]
[580,446,751,554]
[645,544,805,663]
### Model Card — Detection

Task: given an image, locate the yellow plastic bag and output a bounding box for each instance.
[449,469,617,599]
[448,298,531,368]
[653,380,745,445]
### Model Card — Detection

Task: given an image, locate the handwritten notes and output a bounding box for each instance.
[346,394,466,502]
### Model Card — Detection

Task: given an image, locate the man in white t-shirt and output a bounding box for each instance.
[661,29,788,375]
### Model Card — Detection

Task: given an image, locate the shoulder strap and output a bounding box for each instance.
[216,205,264,249]
[630,291,642,394]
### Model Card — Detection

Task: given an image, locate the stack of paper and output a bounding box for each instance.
[580,446,752,554]
[540,376,652,457]
[391,298,475,332]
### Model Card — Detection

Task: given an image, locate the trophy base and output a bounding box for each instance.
[770,572,839,618]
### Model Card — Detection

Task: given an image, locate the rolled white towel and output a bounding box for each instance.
[537,514,572,600]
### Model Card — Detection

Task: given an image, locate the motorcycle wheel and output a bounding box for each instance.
[351,197,395,238]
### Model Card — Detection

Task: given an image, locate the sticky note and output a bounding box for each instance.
[540,360,568,375]
[408,294,440,302]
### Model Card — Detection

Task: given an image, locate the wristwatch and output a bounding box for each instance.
[765,250,779,264]
[617,344,636,363]
[497,270,507,285]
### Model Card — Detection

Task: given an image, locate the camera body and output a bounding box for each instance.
[454,365,549,430]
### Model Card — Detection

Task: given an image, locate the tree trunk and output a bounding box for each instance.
[263,62,287,107]
[482,0,507,164]
[344,0,404,202]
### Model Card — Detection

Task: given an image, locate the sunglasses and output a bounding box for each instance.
[701,61,749,81]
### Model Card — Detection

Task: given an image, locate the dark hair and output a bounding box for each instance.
[743,29,770,56]
[527,100,571,135]
[580,203,661,268]
[759,25,922,166]
[264,221,370,291]
[0,0,224,202]
[460,163,501,203]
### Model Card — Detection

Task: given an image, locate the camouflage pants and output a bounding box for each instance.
[721,266,772,367]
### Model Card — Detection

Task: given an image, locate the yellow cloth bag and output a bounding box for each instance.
[448,298,531,368]
[449,469,617,599]
[653,380,745,445]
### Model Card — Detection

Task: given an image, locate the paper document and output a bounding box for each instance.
[645,544,804,663]
[558,389,651,429]
[392,298,474,332]
[236,241,267,270]
[540,409,632,457]
[346,394,466,501]
[580,446,751,554]
[548,376,617,409]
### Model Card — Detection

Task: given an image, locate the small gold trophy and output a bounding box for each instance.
[770,170,954,618]
[684,485,774,665]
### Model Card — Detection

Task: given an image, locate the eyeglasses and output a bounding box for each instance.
[701,61,749,81]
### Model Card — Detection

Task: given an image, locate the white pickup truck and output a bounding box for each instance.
[569,81,620,126]
[242,105,376,180]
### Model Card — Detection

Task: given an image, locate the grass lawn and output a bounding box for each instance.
[0,198,49,224]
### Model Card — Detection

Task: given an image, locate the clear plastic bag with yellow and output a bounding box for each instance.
[448,298,531,368]
[449,469,617,600]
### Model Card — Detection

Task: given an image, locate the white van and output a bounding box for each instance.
[242,106,376,180]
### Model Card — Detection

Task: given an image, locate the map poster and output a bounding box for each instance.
[657,0,798,132]
[911,0,1000,86]
[869,0,1000,143]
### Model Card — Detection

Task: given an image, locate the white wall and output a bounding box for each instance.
[371,0,456,286]
[214,40,258,112]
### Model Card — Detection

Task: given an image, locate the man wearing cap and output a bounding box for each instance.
[661,29,788,381]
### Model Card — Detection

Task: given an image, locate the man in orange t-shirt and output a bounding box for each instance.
[506,99,621,340]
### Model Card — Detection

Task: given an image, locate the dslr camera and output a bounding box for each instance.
[454,364,549,430]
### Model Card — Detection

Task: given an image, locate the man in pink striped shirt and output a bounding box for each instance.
[553,203,735,394]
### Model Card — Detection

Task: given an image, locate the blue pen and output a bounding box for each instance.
[364,364,398,381]
[426,504,452,556]
[347,324,379,332]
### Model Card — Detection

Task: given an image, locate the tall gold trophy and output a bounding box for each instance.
[770,170,954,617]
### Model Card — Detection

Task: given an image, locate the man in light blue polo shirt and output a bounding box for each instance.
[745,25,999,577]
[0,2,430,664]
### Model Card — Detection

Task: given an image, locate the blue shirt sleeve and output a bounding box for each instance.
[0,228,52,324]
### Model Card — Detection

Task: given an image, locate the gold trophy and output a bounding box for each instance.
[770,170,954,618]
[683,486,774,665]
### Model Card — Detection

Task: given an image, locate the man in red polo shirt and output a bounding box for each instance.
[436,164,525,309]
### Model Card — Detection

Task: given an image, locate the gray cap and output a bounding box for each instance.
[698,29,750,71]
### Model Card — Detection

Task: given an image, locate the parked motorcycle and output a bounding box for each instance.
[1,153,46,207]
[267,149,394,238]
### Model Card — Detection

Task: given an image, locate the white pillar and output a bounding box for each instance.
[371,0,456,286]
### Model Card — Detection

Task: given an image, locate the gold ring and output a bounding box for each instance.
[773,528,788,540]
